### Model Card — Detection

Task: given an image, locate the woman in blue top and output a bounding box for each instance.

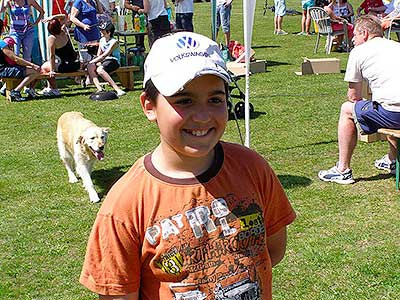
[70,0,103,62]
[0,0,44,62]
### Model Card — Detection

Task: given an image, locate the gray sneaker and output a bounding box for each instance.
[374,154,396,175]
[318,164,355,184]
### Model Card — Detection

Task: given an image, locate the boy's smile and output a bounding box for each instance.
[143,74,228,176]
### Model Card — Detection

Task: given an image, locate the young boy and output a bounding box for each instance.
[87,22,126,97]
[80,32,296,300]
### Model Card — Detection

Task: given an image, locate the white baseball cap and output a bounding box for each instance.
[143,32,231,96]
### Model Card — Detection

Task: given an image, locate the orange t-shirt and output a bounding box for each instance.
[80,142,296,299]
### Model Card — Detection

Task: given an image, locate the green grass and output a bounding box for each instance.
[1,1,399,299]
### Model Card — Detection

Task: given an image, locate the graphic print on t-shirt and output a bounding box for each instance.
[144,193,267,299]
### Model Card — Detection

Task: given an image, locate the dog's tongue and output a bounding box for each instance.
[95,151,104,161]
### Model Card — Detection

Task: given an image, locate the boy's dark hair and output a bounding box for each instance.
[48,19,62,35]
[355,15,383,38]
[144,78,230,103]
[99,22,115,37]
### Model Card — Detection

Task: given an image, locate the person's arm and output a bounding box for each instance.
[29,0,45,26]
[70,6,91,31]
[124,0,141,13]
[99,292,139,300]
[47,35,57,76]
[139,0,149,14]
[266,226,287,267]
[347,82,363,102]
[89,39,117,64]
[347,3,354,18]
[225,0,232,6]
[2,47,41,71]
[95,0,104,14]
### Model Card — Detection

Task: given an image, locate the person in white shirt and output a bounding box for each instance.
[175,0,194,32]
[319,15,400,184]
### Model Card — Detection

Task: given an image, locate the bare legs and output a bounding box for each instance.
[336,101,398,171]
[14,68,40,92]
[87,63,124,95]
[337,101,358,172]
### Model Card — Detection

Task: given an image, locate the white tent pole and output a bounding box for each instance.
[243,0,256,147]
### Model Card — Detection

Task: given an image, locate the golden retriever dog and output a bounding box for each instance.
[57,112,109,203]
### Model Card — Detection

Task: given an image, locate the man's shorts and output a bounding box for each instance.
[353,100,400,134]
[274,0,286,16]
[0,65,25,78]
[302,0,315,10]
[101,58,119,73]
[217,4,232,33]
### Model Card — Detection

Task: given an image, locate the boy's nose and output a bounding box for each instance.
[192,107,211,122]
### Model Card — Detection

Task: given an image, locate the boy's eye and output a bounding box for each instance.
[174,98,192,105]
[209,97,225,104]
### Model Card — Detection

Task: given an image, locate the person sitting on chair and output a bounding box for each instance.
[41,15,81,96]
[87,22,126,97]
[324,0,354,50]
[318,15,400,184]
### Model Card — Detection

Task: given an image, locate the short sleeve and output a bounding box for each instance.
[344,49,363,83]
[0,40,7,50]
[261,162,296,236]
[73,0,82,9]
[79,213,141,295]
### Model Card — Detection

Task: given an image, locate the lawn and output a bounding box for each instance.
[0,1,399,299]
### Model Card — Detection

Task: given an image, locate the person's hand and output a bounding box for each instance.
[32,64,41,72]
[224,0,232,6]
[132,5,140,11]
[49,70,56,77]
[42,16,51,23]
[83,24,91,31]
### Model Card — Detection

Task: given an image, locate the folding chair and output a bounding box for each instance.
[309,7,349,54]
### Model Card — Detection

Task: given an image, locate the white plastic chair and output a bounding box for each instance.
[309,7,349,54]
[385,19,400,41]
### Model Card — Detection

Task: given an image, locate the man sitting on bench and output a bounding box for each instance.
[0,20,41,102]
[318,15,400,184]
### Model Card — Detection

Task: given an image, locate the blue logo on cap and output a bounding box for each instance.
[176,36,199,50]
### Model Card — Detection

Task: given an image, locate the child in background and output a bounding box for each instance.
[357,0,386,16]
[298,0,315,35]
[87,22,125,97]
[331,0,354,23]
[80,31,296,300]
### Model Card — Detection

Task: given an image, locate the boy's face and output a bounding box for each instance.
[100,29,109,37]
[144,75,228,160]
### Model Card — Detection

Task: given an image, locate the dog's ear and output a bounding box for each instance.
[102,127,110,133]
[76,136,84,144]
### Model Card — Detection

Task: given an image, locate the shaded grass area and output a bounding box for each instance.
[1,0,399,299]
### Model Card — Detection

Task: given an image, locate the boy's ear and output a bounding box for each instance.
[140,92,157,122]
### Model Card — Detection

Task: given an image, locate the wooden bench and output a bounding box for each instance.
[2,65,140,101]
[377,128,400,190]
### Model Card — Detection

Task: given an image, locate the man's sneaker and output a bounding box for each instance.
[275,30,288,35]
[9,90,26,102]
[318,164,355,184]
[24,87,36,99]
[374,154,396,175]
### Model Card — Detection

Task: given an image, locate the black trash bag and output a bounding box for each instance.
[89,91,118,101]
